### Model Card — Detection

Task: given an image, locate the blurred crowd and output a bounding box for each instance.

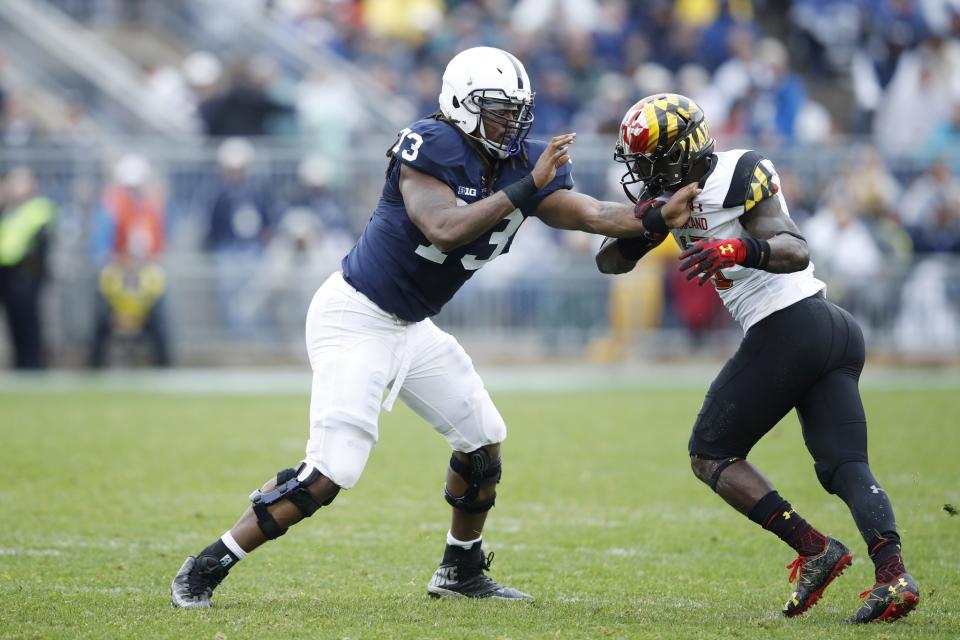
[2,0,960,367]
[2,0,958,147]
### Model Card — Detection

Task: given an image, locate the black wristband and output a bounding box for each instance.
[501,174,539,209]
[640,204,669,236]
[741,236,771,269]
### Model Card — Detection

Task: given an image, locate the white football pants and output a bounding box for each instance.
[299,271,506,489]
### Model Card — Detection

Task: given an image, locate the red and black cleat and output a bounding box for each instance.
[846,573,920,623]
[782,537,853,617]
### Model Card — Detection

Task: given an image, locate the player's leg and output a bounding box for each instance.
[688,295,851,617]
[172,273,398,608]
[398,320,530,600]
[797,302,919,622]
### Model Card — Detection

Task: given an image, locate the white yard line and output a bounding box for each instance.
[1,364,958,395]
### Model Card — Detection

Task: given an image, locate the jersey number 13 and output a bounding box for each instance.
[416,210,523,271]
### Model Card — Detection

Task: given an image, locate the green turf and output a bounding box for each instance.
[1,385,957,639]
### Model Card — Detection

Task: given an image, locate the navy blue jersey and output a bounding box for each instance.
[342,118,574,321]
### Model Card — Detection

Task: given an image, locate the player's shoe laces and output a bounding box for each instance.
[782,536,852,617]
[171,555,228,609]
[846,573,920,623]
[427,548,533,600]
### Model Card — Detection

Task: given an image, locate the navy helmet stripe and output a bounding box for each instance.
[503,51,524,90]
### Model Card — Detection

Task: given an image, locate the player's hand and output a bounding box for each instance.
[678,237,746,286]
[660,182,702,229]
[531,133,575,189]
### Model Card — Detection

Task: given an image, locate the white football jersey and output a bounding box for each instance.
[663,149,825,331]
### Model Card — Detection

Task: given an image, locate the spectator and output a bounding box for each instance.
[899,158,960,228]
[90,256,170,368]
[531,66,578,137]
[804,190,885,308]
[284,154,354,240]
[845,148,903,221]
[926,101,960,156]
[203,137,276,336]
[744,38,808,144]
[0,167,57,369]
[198,60,296,137]
[296,68,365,156]
[510,0,600,35]
[907,194,960,253]
[88,154,172,367]
[873,35,958,152]
[696,0,758,72]
[361,0,445,42]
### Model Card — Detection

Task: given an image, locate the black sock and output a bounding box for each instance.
[442,541,482,565]
[827,461,902,578]
[870,538,906,582]
[198,538,241,572]
[748,491,826,556]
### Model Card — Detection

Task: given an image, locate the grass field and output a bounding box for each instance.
[1,379,958,639]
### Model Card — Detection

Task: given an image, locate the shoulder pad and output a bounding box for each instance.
[395,119,470,177]
[722,150,778,211]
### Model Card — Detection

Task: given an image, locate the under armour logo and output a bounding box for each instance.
[719,244,734,255]
[870,484,884,494]
[783,510,792,520]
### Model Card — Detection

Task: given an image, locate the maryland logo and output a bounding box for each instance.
[620,94,705,156]
[744,161,780,212]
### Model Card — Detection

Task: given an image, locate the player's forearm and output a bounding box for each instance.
[763,234,810,273]
[582,201,647,237]
[422,192,517,252]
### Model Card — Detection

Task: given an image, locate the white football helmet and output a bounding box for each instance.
[438,47,535,159]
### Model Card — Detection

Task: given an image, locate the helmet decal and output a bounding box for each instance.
[613,93,715,201]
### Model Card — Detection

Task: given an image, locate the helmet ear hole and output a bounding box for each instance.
[452,96,460,108]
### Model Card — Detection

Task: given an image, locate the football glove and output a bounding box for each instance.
[678,236,770,286]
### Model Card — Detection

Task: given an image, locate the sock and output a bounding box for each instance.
[198,532,245,572]
[442,531,483,564]
[870,538,906,583]
[446,530,482,549]
[748,491,827,557]
[827,462,903,579]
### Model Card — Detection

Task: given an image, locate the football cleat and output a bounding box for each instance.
[846,573,920,623]
[427,550,533,600]
[171,555,229,609]
[782,537,852,617]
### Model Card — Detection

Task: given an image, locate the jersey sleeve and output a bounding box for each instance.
[721,150,780,212]
[523,157,574,216]
[392,120,468,183]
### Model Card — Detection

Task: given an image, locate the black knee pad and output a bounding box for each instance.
[444,449,501,513]
[249,464,337,540]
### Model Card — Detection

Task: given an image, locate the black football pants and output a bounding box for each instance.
[688,291,869,491]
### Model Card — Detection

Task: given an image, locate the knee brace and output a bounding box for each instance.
[691,455,743,492]
[249,464,339,540]
[444,449,501,513]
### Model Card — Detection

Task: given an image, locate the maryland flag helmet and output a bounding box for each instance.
[614,93,715,202]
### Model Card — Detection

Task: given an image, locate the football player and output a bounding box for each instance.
[596,94,920,623]
[171,48,698,607]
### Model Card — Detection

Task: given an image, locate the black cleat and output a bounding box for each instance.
[171,555,229,609]
[846,573,920,623]
[782,537,852,617]
[427,549,532,600]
